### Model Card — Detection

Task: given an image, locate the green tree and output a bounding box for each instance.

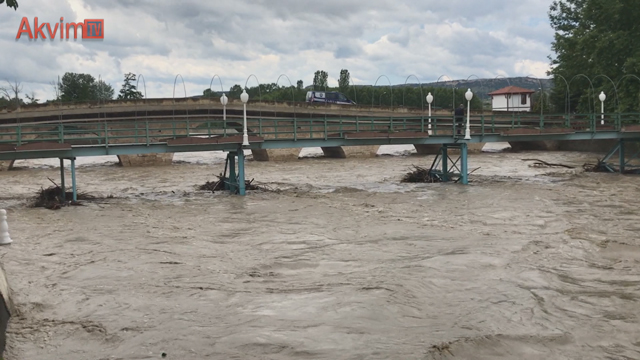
[313,70,328,90]
[96,80,114,101]
[297,80,303,90]
[58,72,90,102]
[228,84,243,99]
[338,69,350,94]
[548,0,640,113]
[59,72,114,103]
[1,0,18,10]
[202,88,218,98]
[117,73,143,100]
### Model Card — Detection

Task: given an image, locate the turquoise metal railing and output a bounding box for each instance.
[0,112,639,147]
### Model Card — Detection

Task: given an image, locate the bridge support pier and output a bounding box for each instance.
[223,149,246,196]
[321,145,380,158]
[427,143,469,185]
[117,153,174,167]
[59,157,78,202]
[599,139,640,174]
[0,161,14,172]
[251,149,301,161]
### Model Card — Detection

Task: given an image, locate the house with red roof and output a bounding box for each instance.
[487,86,536,112]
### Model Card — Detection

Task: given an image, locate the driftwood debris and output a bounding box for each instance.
[401,166,441,183]
[30,177,95,210]
[583,159,640,174]
[402,165,481,183]
[522,159,576,169]
[199,174,271,193]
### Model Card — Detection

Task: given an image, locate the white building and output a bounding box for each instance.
[488,86,535,112]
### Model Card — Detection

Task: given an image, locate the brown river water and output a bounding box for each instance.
[0,144,639,360]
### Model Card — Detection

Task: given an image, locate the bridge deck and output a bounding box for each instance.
[1,112,640,161]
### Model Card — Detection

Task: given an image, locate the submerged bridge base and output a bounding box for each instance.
[597,139,640,173]
[321,145,380,159]
[223,149,247,195]
[251,149,301,161]
[117,153,174,167]
[0,161,14,171]
[251,145,381,161]
[428,142,469,185]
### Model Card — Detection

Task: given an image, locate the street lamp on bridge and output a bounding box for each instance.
[464,88,473,140]
[426,92,433,135]
[220,93,228,122]
[599,91,606,125]
[240,89,250,146]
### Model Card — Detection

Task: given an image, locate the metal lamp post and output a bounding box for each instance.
[538,87,544,129]
[464,88,473,140]
[220,93,228,121]
[240,89,249,146]
[426,92,433,135]
[599,91,606,125]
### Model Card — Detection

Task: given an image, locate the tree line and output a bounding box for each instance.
[201,69,483,111]
[548,0,640,114]
[0,72,144,109]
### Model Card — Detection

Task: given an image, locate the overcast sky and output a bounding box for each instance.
[0,0,555,101]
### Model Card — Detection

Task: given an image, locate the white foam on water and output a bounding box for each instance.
[482,142,512,153]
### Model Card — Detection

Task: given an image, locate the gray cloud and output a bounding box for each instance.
[0,0,556,100]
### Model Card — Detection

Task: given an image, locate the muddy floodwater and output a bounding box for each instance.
[0,144,639,360]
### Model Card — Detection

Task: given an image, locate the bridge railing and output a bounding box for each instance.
[0,112,638,148]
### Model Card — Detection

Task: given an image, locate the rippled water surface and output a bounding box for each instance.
[0,144,639,360]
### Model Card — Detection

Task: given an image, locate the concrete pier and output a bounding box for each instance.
[251,148,301,161]
[321,145,380,158]
[117,153,174,167]
[0,161,14,171]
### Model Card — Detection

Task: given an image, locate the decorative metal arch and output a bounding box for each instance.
[371,75,393,110]
[554,74,570,115]
[568,74,595,114]
[173,74,188,122]
[402,74,424,113]
[525,74,544,116]
[135,73,148,122]
[615,74,640,111]
[593,74,620,113]
[436,75,456,110]
[466,74,485,113]
[275,74,297,120]
[207,74,224,123]
[244,74,262,119]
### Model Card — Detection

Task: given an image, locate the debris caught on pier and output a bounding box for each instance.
[583,159,611,173]
[583,159,640,174]
[30,178,96,210]
[401,165,481,183]
[401,165,442,183]
[522,159,575,169]
[199,174,272,193]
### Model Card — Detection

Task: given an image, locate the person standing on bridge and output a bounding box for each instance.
[454,104,465,135]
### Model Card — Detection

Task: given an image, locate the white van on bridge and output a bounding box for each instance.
[305,91,356,105]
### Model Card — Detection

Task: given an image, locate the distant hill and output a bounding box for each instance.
[393,76,553,101]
